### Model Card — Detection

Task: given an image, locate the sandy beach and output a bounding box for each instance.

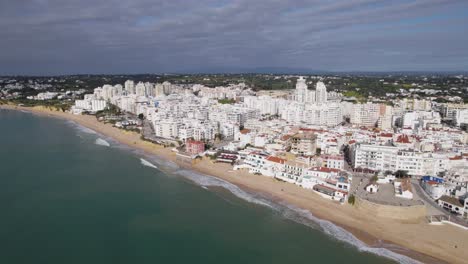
[1,104,467,264]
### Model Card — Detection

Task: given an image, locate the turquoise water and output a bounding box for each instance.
[0,109,402,264]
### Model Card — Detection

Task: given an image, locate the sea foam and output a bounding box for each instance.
[66,120,97,134]
[140,158,158,169]
[174,169,421,264]
[63,117,421,264]
[95,138,110,147]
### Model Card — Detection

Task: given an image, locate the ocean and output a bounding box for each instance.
[0,109,411,264]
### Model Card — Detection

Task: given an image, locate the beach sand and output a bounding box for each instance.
[2,104,467,264]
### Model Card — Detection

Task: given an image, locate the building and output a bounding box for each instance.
[315,81,327,105]
[124,80,135,94]
[353,144,398,172]
[291,132,317,156]
[454,109,468,127]
[438,195,464,215]
[295,77,308,103]
[365,183,379,193]
[185,140,205,155]
[154,120,180,139]
[421,176,446,199]
[351,103,380,127]
[394,179,413,199]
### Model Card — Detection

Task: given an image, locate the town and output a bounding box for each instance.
[2,74,468,227]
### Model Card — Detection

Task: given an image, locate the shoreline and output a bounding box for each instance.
[2,104,466,264]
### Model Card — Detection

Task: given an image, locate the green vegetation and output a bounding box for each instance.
[348,195,356,205]
[95,103,121,118]
[395,170,410,178]
[10,99,73,112]
[2,73,467,103]
[217,98,236,104]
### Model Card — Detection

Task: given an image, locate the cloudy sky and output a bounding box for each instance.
[0,0,467,75]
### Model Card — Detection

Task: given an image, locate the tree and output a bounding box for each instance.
[138,113,144,120]
[395,170,409,178]
[348,195,356,205]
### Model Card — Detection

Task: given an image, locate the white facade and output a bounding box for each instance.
[351,103,380,127]
[455,109,468,127]
[124,80,135,94]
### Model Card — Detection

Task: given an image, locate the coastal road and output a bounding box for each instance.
[410,178,447,216]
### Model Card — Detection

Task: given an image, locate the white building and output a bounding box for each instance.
[315,81,327,105]
[295,77,308,103]
[351,103,380,127]
[124,80,135,94]
[454,109,468,127]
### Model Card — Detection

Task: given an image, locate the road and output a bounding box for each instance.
[410,178,447,216]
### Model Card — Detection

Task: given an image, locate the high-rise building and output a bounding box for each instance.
[135,82,146,97]
[315,81,327,105]
[124,80,135,94]
[295,77,308,103]
[351,103,380,127]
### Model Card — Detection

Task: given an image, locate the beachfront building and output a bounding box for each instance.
[73,95,107,114]
[185,140,205,155]
[421,176,446,200]
[69,77,468,208]
[353,144,398,172]
[365,183,379,193]
[438,195,465,215]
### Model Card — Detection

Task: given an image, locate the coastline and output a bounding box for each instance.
[1,104,466,264]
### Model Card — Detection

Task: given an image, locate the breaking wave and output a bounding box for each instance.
[95,138,110,147]
[140,158,158,169]
[176,169,274,209]
[60,116,421,264]
[174,169,421,264]
[279,204,422,264]
[66,120,97,135]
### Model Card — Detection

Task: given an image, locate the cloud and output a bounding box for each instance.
[0,0,467,75]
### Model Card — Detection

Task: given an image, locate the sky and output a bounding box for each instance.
[0,0,467,75]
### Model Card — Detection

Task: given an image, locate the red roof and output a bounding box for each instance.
[396,134,411,143]
[240,129,251,134]
[449,156,462,160]
[300,128,327,133]
[266,156,286,164]
[379,133,393,137]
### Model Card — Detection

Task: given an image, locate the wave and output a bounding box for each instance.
[95,138,110,147]
[66,120,97,134]
[140,158,158,169]
[176,169,274,208]
[60,116,421,263]
[174,169,421,264]
[278,204,422,264]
